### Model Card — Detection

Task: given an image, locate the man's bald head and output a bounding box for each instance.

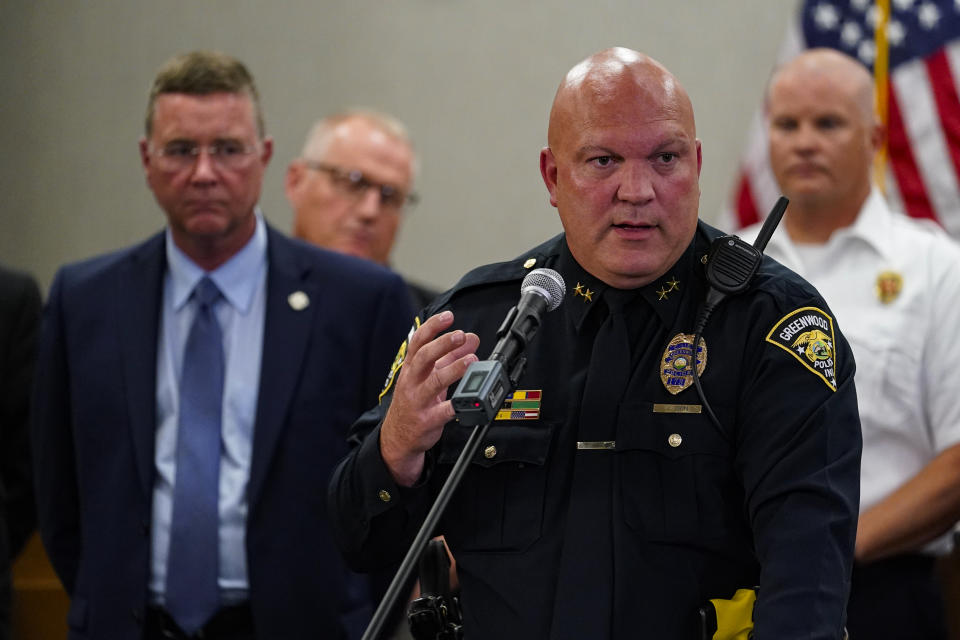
[547,47,696,154]
[286,109,417,265]
[768,48,876,124]
[766,48,882,228]
[539,47,702,289]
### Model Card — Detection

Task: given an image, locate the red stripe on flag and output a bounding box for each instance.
[925,50,960,226]
[886,83,938,222]
[734,170,761,228]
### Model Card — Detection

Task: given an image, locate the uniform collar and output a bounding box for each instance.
[835,187,898,262]
[765,187,897,262]
[638,237,700,327]
[556,233,699,333]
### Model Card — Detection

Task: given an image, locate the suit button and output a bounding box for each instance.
[378,489,392,503]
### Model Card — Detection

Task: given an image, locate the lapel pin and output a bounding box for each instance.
[288,291,310,311]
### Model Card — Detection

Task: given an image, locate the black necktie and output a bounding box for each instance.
[551,288,634,639]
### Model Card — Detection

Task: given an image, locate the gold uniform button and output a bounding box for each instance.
[668,433,683,448]
[378,489,392,503]
[523,258,536,269]
[484,445,497,459]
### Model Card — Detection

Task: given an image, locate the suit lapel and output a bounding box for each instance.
[118,233,166,497]
[248,229,319,509]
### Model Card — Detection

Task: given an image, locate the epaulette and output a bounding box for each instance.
[423,234,564,315]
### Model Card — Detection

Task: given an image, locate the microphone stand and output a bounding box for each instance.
[361,416,499,640]
[362,287,547,639]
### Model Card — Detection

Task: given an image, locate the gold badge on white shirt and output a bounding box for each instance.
[875,271,903,304]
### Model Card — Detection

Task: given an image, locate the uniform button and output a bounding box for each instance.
[378,489,392,503]
[483,445,497,459]
[668,433,682,448]
[523,258,537,269]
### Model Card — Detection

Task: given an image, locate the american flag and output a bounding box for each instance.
[726,0,960,239]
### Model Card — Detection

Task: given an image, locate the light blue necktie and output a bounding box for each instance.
[166,276,223,634]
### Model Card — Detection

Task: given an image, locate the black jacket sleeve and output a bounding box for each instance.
[0,266,42,561]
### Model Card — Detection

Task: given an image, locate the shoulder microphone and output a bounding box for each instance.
[692,196,789,438]
[452,268,565,426]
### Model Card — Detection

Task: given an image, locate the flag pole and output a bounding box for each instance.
[874,0,891,192]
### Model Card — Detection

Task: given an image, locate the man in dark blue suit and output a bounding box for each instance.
[31,51,413,640]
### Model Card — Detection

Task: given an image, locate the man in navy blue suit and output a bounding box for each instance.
[31,51,413,640]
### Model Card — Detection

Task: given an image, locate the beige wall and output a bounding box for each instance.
[0,1,794,293]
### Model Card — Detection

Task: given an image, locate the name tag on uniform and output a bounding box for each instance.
[652,403,702,414]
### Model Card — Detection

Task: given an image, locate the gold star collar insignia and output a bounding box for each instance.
[572,282,594,303]
[656,277,680,301]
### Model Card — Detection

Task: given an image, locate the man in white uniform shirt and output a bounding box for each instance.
[741,48,960,640]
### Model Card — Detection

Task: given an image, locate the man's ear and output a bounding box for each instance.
[260,136,274,166]
[285,161,305,204]
[139,138,151,175]
[540,147,559,208]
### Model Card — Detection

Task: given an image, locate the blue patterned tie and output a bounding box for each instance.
[166,276,223,634]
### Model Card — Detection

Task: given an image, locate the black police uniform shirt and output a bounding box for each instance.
[329,222,862,640]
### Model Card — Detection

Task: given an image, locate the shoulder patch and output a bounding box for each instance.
[379,317,420,402]
[765,307,837,391]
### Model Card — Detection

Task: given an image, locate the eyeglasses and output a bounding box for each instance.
[304,162,419,211]
[150,140,261,172]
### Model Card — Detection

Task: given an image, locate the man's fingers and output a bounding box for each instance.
[434,332,480,370]
[405,310,455,364]
[423,399,457,430]
[427,351,479,396]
